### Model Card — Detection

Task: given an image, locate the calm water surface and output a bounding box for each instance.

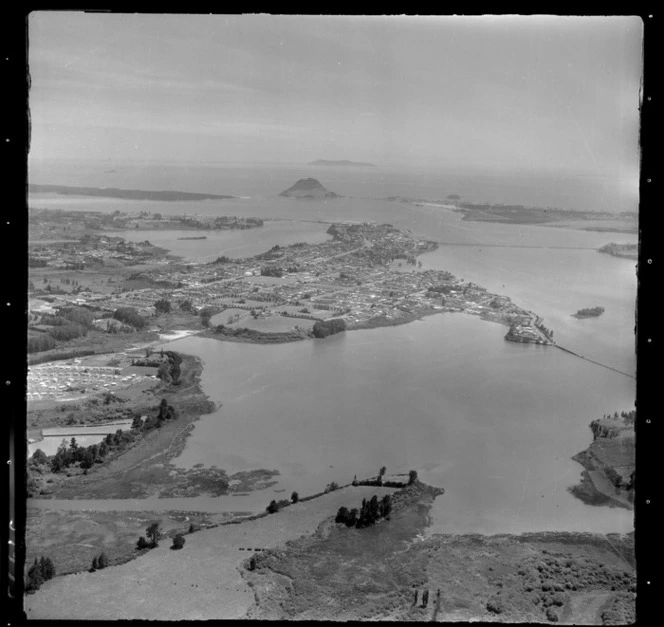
[118,221,332,262]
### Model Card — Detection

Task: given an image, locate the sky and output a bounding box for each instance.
[28,13,642,182]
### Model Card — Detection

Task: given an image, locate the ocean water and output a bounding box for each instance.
[29,159,638,213]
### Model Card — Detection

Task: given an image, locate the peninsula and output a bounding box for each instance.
[569,411,635,510]
[308,159,376,167]
[279,178,340,198]
[27,210,552,355]
[381,197,638,233]
[29,184,236,202]
[598,242,638,260]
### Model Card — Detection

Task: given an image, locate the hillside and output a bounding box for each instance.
[569,411,635,509]
[279,178,340,199]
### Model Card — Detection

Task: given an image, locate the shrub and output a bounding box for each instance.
[171,534,185,550]
[291,491,299,504]
[546,607,559,622]
[137,536,149,550]
[113,307,148,329]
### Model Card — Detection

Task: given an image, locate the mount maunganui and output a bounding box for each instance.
[279,178,340,199]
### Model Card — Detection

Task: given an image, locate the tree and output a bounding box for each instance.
[97,552,109,569]
[266,500,279,514]
[91,556,99,571]
[408,470,418,485]
[335,506,350,524]
[378,466,387,481]
[40,556,56,581]
[291,491,299,504]
[31,449,48,465]
[171,534,185,550]
[137,536,149,550]
[26,558,44,592]
[146,522,160,547]
[157,363,171,382]
[154,298,172,315]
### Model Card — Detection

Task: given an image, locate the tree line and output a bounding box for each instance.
[335,493,393,528]
[29,397,178,475]
[312,318,346,338]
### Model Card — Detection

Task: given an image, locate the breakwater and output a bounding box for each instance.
[555,345,635,379]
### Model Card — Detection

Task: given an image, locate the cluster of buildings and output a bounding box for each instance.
[27,361,158,402]
[29,215,541,341]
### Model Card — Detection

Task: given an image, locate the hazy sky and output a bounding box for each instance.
[28,13,642,179]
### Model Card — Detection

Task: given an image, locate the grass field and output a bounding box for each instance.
[25,485,396,620]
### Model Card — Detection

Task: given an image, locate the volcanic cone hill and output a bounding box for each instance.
[279,178,340,199]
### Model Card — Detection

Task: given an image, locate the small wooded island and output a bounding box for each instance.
[572,306,605,319]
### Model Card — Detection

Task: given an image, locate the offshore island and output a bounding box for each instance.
[573,306,605,319]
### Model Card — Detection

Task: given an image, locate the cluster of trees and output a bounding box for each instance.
[90,552,109,572]
[27,333,56,353]
[28,307,98,349]
[179,299,193,312]
[28,348,95,365]
[335,494,393,528]
[266,498,291,514]
[140,398,178,430]
[25,556,56,593]
[35,397,176,475]
[156,351,182,385]
[28,256,48,267]
[312,318,346,338]
[260,265,285,277]
[137,523,161,550]
[154,298,172,314]
[589,410,636,440]
[199,306,218,328]
[48,430,132,473]
[113,306,148,330]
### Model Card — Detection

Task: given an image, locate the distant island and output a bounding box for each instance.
[29,184,236,202]
[598,242,638,260]
[572,306,605,319]
[279,178,340,199]
[308,160,376,167]
[176,236,207,240]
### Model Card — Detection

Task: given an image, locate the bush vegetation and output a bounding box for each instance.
[113,306,148,329]
[312,318,346,338]
[25,556,56,593]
